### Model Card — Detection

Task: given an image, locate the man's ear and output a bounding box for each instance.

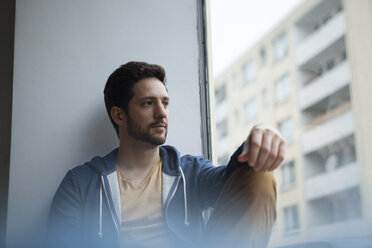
[111,106,127,126]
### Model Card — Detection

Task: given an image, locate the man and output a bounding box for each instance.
[47,62,285,248]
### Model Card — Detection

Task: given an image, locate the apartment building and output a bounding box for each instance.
[213,0,372,246]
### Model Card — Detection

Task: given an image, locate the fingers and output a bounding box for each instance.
[241,124,286,172]
[253,131,274,171]
[269,141,285,171]
[238,128,263,166]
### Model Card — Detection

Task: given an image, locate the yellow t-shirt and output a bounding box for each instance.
[117,160,175,248]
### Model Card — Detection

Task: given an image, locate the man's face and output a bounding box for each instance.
[125,77,169,146]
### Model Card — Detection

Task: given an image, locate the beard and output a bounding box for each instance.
[126,115,167,146]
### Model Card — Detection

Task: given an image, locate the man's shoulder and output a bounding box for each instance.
[68,162,96,177]
[66,148,118,179]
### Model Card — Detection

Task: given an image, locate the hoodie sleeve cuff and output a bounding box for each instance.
[225,143,252,177]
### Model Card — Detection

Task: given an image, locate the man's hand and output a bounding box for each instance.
[237,124,285,172]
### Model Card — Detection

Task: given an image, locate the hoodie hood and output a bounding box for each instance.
[159,145,182,176]
[87,148,118,176]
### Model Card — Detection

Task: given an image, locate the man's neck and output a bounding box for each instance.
[116,138,161,184]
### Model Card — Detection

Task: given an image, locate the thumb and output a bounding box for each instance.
[237,142,249,162]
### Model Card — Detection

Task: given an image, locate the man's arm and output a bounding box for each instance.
[197,124,285,209]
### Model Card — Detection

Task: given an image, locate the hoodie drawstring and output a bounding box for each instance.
[179,167,190,226]
[98,177,103,238]
[97,169,189,238]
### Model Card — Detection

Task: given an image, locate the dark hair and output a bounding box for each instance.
[104,61,166,136]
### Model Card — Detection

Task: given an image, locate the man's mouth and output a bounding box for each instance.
[150,122,167,129]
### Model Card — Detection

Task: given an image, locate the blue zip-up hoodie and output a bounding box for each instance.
[47,145,243,248]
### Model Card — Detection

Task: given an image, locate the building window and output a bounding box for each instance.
[243,60,256,84]
[273,32,288,61]
[283,205,300,232]
[244,98,258,123]
[216,119,228,139]
[215,84,226,104]
[282,161,296,190]
[279,118,293,143]
[262,89,270,107]
[326,59,335,71]
[260,47,267,65]
[276,74,290,104]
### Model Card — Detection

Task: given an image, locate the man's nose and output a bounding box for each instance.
[154,102,168,119]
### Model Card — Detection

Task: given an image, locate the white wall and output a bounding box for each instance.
[7,0,205,247]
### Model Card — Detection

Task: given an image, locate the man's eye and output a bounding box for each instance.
[163,101,169,107]
[143,101,152,106]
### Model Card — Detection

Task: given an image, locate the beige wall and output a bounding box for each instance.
[344,0,372,225]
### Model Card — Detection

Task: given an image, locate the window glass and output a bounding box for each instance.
[243,60,256,84]
[273,32,288,61]
[262,89,269,106]
[216,119,228,139]
[215,84,226,104]
[281,161,296,191]
[210,0,372,246]
[276,74,290,104]
[260,47,267,65]
[217,153,230,165]
[244,98,257,123]
[284,205,300,232]
[278,118,293,143]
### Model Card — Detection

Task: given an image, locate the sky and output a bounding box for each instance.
[210,0,304,77]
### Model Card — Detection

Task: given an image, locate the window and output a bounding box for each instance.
[283,205,300,232]
[215,84,226,104]
[282,161,296,190]
[216,118,228,139]
[276,74,290,104]
[326,59,335,71]
[260,47,267,65]
[243,61,256,84]
[273,32,288,61]
[217,153,230,165]
[210,1,370,245]
[262,89,269,106]
[279,118,293,143]
[244,98,257,123]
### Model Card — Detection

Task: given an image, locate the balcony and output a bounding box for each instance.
[302,110,354,154]
[304,162,359,201]
[307,218,370,241]
[296,12,346,68]
[299,61,350,110]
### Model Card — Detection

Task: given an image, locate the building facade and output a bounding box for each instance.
[213,0,372,246]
